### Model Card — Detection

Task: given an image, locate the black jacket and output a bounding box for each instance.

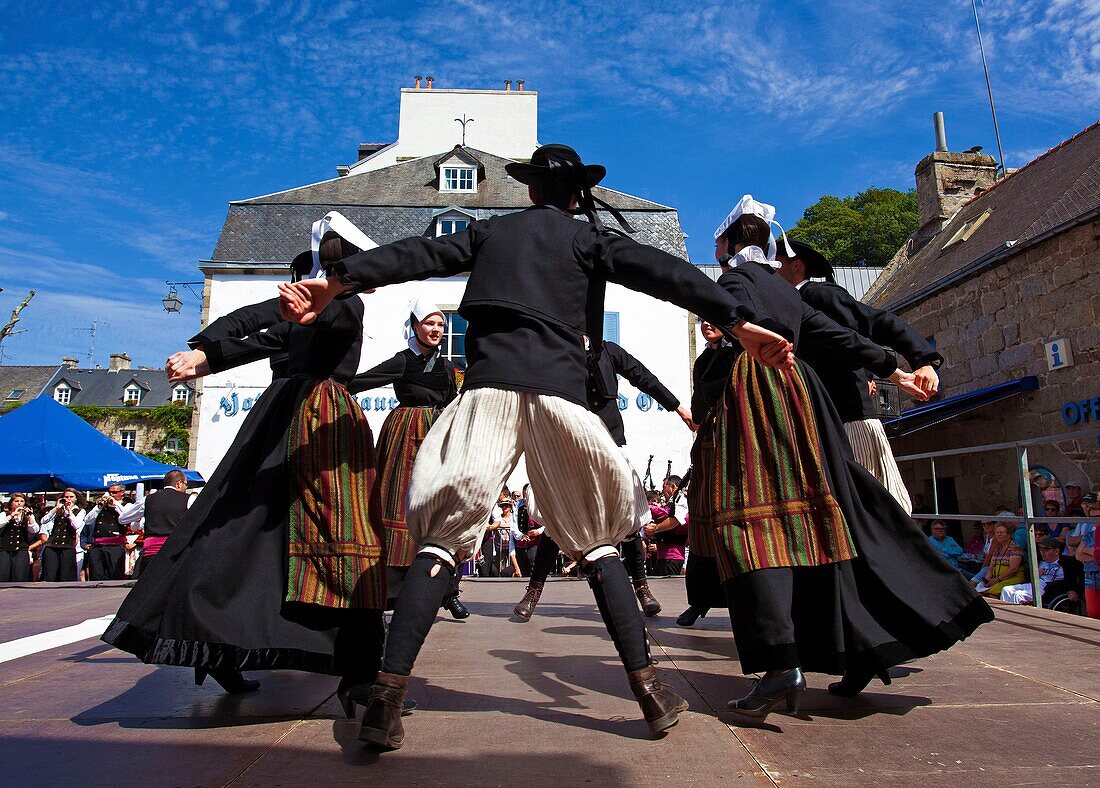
[797,281,943,422]
[690,341,738,425]
[349,349,458,408]
[692,262,898,419]
[331,205,754,406]
[190,298,290,380]
[589,341,679,446]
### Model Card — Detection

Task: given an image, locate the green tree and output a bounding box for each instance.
[791,188,918,267]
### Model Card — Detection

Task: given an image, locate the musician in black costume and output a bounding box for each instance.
[513,340,693,621]
[0,493,42,582]
[39,488,85,582]
[774,239,943,513]
[82,485,131,581]
[280,144,797,748]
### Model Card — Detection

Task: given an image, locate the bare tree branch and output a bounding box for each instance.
[0,290,36,346]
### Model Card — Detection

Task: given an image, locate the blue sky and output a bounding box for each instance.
[1,0,1097,369]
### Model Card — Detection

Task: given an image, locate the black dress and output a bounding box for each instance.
[103,297,385,676]
[710,262,992,676]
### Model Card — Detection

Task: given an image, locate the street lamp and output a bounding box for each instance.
[162,281,203,314]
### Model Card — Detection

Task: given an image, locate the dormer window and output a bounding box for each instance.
[438,217,469,236]
[434,207,477,238]
[441,166,476,192]
[54,383,71,405]
[124,385,142,405]
[172,385,190,404]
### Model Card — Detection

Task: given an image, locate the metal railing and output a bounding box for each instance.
[895,427,1100,609]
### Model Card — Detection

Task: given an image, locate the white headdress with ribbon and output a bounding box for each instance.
[309,211,378,278]
[405,296,445,370]
[713,194,794,268]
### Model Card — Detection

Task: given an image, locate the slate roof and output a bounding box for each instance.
[41,368,194,408]
[0,366,61,405]
[211,146,689,263]
[866,120,1100,311]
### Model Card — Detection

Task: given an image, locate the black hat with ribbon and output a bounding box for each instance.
[506,144,633,233]
[783,237,835,283]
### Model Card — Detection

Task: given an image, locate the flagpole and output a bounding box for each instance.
[972,0,1006,176]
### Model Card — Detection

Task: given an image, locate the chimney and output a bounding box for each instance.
[108,353,132,373]
[414,75,422,89]
[505,80,511,91]
[517,79,524,92]
[62,357,79,369]
[426,75,434,89]
[913,112,998,248]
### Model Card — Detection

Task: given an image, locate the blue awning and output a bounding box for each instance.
[885,376,1039,438]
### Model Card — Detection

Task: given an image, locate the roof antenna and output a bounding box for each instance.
[76,319,110,367]
[972,0,1006,176]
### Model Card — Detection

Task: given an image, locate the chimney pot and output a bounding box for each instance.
[517,79,524,92]
[414,75,422,88]
[505,80,511,91]
[933,111,948,152]
[108,352,132,373]
[62,357,79,369]
[426,75,434,89]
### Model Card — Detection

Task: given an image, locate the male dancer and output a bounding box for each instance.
[280,143,794,747]
[775,239,942,513]
[514,340,693,621]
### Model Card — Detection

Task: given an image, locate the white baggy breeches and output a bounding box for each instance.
[407,388,641,559]
[844,418,913,515]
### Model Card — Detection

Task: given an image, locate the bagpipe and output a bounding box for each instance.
[648,465,692,546]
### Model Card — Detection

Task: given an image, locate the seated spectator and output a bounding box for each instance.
[964,522,985,556]
[0,493,43,582]
[972,523,1025,597]
[1043,500,1070,547]
[928,519,964,572]
[999,539,1065,605]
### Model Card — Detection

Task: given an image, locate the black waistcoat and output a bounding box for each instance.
[0,515,33,551]
[143,488,190,537]
[94,506,125,539]
[47,509,80,548]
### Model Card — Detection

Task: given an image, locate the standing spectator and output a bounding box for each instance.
[39,489,86,582]
[928,520,964,572]
[1074,493,1099,619]
[0,493,43,582]
[82,484,132,580]
[1064,484,1085,518]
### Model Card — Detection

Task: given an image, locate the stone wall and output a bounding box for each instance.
[890,218,1100,515]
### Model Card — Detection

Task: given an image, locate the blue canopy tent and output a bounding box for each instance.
[0,395,203,491]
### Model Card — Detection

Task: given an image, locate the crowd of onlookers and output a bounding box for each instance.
[0,484,162,582]
[923,489,1099,618]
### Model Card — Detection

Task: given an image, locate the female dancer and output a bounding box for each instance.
[39,488,85,582]
[702,198,992,720]
[103,215,388,703]
[347,298,464,616]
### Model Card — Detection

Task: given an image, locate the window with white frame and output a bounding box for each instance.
[54,384,71,405]
[119,430,137,450]
[172,385,190,404]
[124,385,142,405]
[440,310,467,364]
[437,216,470,237]
[6,389,24,401]
[440,166,475,192]
[164,437,181,451]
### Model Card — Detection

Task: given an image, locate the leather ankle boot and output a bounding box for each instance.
[358,672,409,750]
[627,664,688,736]
[514,581,545,621]
[633,579,662,617]
[726,668,806,721]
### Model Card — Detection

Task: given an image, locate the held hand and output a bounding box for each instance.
[867,379,878,397]
[732,322,795,370]
[166,350,209,383]
[889,369,931,401]
[278,277,346,324]
[913,365,940,397]
[676,406,697,432]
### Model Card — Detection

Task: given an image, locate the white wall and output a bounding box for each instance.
[350,89,539,173]
[194,274,697,487]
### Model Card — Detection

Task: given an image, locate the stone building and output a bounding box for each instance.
[867,119,1100,515]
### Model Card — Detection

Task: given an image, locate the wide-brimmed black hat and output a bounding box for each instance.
[506,144,606,188]
[784,237,834,280]
[291,250,314,282]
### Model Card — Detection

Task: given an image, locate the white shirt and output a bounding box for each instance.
[40,505,86,554]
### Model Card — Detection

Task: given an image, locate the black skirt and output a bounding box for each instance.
[102,377,381,676]
[40,546,78,582]
[685,553,727,609]
[726,361,992,676]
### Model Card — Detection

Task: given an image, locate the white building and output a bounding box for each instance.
[191,81,702,485]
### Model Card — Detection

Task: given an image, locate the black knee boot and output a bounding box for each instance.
[380,552,455,677]
[583,555,651,672]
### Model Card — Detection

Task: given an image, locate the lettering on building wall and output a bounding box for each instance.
[1061,397,1100,426]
